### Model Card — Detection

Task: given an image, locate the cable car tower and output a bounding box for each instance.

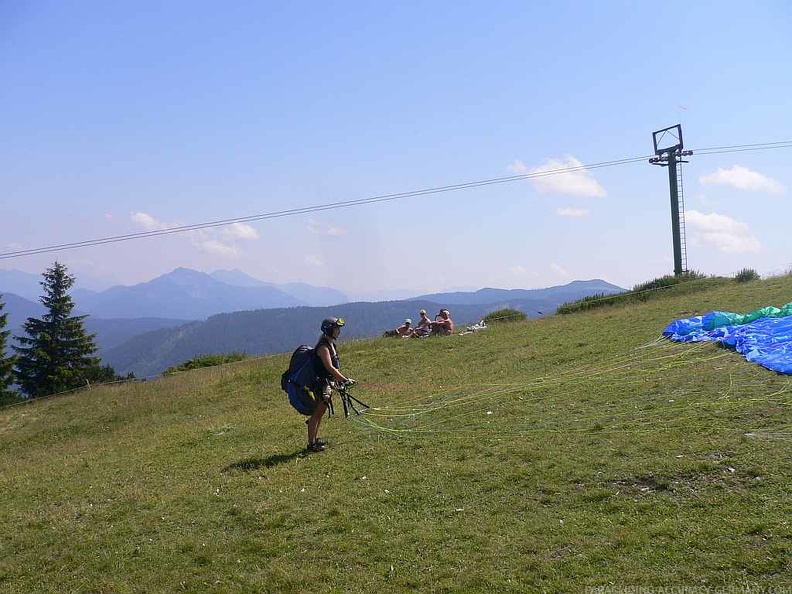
[650,124,693,276]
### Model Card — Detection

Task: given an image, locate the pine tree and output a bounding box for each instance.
[0,294,18,402]
[13,262,102,398]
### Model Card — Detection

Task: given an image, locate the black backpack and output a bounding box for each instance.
[280,345,321,415]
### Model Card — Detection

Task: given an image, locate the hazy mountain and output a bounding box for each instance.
[270,282,349,307]
[1,267,355,319]
[346,288,420,303]
[0,270,44,301]
[73,268,306,319]
[412,279,624,305]
[1,292,44,329]
[84,318,191,352]
[210,269,349,306]
[209,269,268,287]
[0,268,111,298]
[0,291,187,354]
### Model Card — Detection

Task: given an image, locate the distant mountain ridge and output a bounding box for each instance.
[0,291,191,354]
[2,268,626,377]
[0,270,46,302]
[3,268,622,321]
[210,269,349,305]
[2,268,350,320]
[1,293,45,329]
[74,268,306,319]
[412,280,624,306]
[99,279,625,377]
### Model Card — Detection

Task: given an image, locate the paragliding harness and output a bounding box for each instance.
[280,345,369,418]
[334,379,369,418]
[280,345,320,415]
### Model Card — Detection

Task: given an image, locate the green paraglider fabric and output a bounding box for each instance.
[663,302,792,374]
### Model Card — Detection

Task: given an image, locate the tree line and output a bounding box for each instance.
[0,262,130,405]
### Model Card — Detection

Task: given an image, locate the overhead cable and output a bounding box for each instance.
[0,155,650,260]
[1,140,790,261]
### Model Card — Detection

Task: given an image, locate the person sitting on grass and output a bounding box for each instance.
[413,309,432,337]
[395,318,413,338]
[430,309,455,336]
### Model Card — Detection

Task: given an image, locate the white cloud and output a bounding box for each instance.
[510,156,606,198]
[195,239,240,257]
[557,207,588,218]
[305,254,323,267]
[686,210,761,254]
[181,229,240,258]
[223,223,259,241]
[130,212,171,231]
[127,216,251,259]
[508,265,528,275]
[6,242,23,250]
[699,166,785,195]
[308,219,346,236]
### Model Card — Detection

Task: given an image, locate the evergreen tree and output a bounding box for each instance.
[0,294,18,402]
[13,262,103,398]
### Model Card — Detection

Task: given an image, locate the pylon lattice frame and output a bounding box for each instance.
[650,124,693,276]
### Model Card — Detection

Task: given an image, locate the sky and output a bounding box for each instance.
[1,1,791,301]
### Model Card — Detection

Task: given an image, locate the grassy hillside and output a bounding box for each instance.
[97,280,618,378]
[99,300,518,378]
[1,274,791,592]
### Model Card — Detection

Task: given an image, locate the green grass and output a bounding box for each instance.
[483,308,526,324]
[2,275,791,592]
[735,267,761,283]
[164,352,249,375]
[556,271,726,314]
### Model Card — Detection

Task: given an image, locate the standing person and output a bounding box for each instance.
[430,309,455,335]
[307,317,353,452]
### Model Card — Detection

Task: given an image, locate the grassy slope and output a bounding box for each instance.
[1,276,790,593]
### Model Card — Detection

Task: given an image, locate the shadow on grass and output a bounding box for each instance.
[223,450,305,473]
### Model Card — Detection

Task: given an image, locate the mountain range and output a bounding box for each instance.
[1,267,349,318]
[1,267,625,377]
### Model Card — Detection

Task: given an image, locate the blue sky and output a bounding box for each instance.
[1,1,790,300]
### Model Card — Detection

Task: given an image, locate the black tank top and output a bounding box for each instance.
[312,336,339,381]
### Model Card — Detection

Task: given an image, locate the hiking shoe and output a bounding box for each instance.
[314,438,328,447]
[307,441,326,453]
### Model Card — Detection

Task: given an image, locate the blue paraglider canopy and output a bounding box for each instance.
[663,303,792,374]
